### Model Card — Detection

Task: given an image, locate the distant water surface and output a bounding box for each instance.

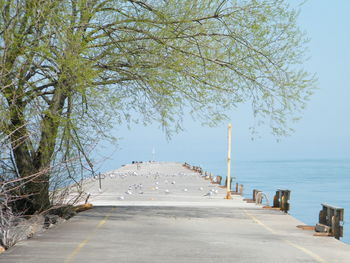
[201,159,350,244]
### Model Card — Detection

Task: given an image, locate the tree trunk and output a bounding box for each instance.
[8,101,51,213]
[8,85,67,214]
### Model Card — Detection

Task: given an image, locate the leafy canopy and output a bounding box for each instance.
[0,0,314,185]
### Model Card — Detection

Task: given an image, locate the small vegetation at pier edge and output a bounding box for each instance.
[0,0,315,221]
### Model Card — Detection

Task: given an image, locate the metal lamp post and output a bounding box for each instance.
[225,124,232,199]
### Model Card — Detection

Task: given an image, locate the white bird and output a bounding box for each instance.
[126,190,132,195]
[209,189,217,195]
[199,187,204,191]
[155,186,159,190]
[165,189,170,194]
[183,188,188,192]
[155,182,159,185]
[118,196,125,200]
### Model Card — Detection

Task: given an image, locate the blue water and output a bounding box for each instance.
[200,159,350,244]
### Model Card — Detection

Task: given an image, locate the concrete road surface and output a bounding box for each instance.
[1,162,350,263]
[2,205,350,263]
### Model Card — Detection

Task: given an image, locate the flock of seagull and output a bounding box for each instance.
[97,170,222,201]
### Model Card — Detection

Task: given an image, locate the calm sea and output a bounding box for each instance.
[200,159,350,244]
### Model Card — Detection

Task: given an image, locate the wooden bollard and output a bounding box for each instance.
[272,189,290,213]
[230,182,243,195]
[225,177,233,189]
[244,189,261,203]
[273,191,280,208]
[239,184,244,196]
[253,189,261,202]
[255,191,263,205]
[315,204,344,239]
[219,176,232,189]
[210,173,216,184]
[281,195,287,211]
[281,190,290,213]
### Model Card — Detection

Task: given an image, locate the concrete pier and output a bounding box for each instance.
[1,162,349,263]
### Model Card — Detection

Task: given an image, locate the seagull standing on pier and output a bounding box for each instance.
[204,191,213,197]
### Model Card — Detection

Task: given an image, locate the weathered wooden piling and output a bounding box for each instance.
[219,177,233,189]
[230,182,244,196]
[272,189,290,213]
[244,189,262,203]
[215,175,222,184]
[316,204,344,240]
[239,184,244,196]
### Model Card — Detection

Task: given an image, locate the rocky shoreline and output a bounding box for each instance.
[0,204,91,253]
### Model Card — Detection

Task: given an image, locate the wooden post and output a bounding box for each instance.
[239,184,244,196]
[225,124,232,199]
[316,204,344,239]
[273,191,280,208]
[98,172,102,191]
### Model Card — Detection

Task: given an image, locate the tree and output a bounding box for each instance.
[0,0,315,213]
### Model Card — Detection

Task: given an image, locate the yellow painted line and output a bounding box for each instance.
[285,240,328,263]
[244,210,329,263]
[63,239,90,263]
[63,207,116,263]
[248,213,277,234]
[97,218,108,228]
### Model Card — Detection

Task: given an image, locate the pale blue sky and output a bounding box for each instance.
[97,1,350,172]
